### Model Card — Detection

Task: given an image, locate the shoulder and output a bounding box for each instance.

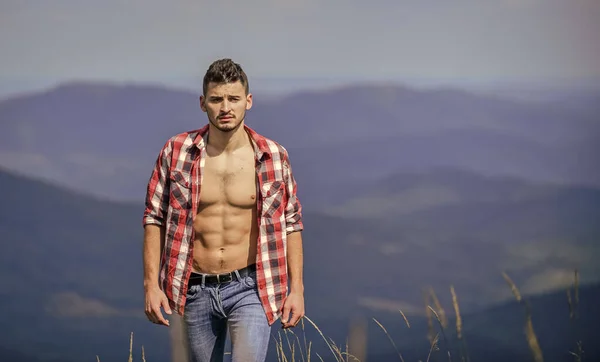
[264,138,290,159]
[160,127,205,152]
[246,125,291,161]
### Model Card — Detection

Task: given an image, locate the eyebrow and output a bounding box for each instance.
[209,95,241,100]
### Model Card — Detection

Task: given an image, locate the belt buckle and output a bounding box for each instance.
[217,273,233,284]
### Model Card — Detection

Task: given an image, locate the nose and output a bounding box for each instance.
[220,100,230,112]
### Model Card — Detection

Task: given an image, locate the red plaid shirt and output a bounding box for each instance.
[143,124,303,325]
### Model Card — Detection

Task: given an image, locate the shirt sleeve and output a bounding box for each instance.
[282,149,304,234]
[143,139,172,227]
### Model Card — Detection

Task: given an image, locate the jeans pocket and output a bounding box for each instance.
[186,284,201,303]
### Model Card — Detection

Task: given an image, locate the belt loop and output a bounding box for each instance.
[201,275,206,288]
[234,270,241,281]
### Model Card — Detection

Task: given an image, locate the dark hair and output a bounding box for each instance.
[202,58,249,95]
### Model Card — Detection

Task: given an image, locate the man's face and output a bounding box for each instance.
[200,81,252,132]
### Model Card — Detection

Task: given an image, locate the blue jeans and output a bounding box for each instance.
[183,268,272,362]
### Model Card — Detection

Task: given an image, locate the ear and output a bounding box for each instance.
[245,93,253,111]
[199,95,207,112]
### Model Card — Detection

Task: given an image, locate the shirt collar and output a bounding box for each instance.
[191,124,271,161]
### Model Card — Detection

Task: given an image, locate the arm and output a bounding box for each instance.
[143,224,165,292]
[281,149,305,328]
[142,139,172,326]
[286,231,304,295]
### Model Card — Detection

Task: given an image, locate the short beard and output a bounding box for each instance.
[208,115,243,133]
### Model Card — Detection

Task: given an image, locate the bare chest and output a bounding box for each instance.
[199,150,257,208]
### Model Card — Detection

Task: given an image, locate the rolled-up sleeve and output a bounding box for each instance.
[282,149,303,234]
[143,139,172,227]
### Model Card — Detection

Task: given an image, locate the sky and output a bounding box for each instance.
[1,0,599,95]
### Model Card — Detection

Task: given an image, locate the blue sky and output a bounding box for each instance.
[1,0,599,95]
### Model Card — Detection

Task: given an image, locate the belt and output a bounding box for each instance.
[188,264,256,286]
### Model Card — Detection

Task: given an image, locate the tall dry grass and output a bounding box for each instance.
[99,270,585,362]
[502,272,543,362]
[273,270,584,362]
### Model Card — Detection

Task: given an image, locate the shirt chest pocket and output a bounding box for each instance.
[169,170,192,210]
[260,181,285,219]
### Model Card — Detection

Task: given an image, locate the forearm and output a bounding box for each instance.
[143,224,165,291]
[286,231,304,294]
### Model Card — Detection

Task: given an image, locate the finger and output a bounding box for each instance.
[284,307,298,328]
[282,305,292,325]
[161,296,172,315]
[145,307,156,323]
[288,313,302,328]
[152,306,169,326]
[293,314,305,327]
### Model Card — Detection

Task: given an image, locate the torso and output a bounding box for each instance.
[191,140,258,274]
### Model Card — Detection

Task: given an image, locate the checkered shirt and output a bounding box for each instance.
[142,124,303,325]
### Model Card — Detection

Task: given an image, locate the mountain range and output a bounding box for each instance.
[0,164,598,361]
[0,80,598,361]
[1,81,598,204]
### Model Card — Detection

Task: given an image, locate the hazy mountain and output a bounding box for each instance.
[358,281,600,362]
[1,164,599,361]
[0,81,598,202]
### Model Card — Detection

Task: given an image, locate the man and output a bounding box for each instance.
[142,58,305,362]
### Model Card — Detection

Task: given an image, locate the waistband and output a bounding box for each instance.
[188,264,256,286]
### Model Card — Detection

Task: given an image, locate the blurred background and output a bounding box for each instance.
[1,1,599,361]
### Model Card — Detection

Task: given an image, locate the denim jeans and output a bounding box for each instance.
[183,268,272,362]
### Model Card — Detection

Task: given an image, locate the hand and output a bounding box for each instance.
[144,285,172,326]
[281,292,304,329]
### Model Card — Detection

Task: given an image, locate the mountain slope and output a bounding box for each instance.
[1,165,599,361]
[1,81,598,202]
[359,282,600,362]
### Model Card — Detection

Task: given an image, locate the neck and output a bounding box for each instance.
[207,121,249,153]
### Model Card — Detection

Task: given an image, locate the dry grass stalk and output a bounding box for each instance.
[427,306,452,362]
[330,339,344,361]
[340,351,361,362]
[449,286,462,339]
[287,329,307,362]
[373,317,406,362]
[303,315,344,362]
[525,315,543,362]
[429,287,448,329]
[502,272,543,362]
[450,285,470,362]
[275,318,324,362]
[274,333,283,362]
[569,341,583,362]
[128,332,133,362]
[141,345,146,362]
[425,333,440,362]
[283,330,296,362]
[568,269,583,361]
[301,319,308,357]
[345,337,349,362]
[398,309,411,328]
[316,353,325,362]
[502,272,522,302]
[96,356,100,362]
[424,291,435,344]
[567,289,574,320]
[279,332,289,362]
